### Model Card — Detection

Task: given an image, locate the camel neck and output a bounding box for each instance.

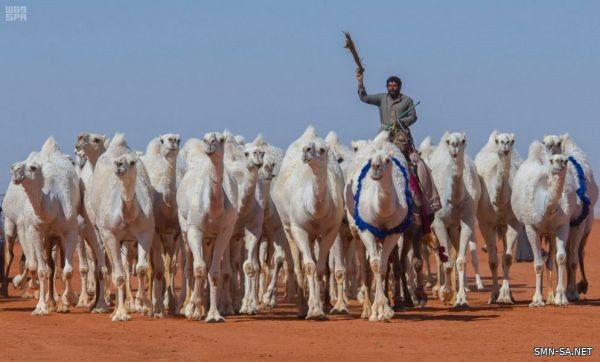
[21,180,50,222]
[544,171,566,216]
[492,154,511,209]
[447,155,465,207]
[159,156,178,210]
[372,170,399,218]
[119,176,138,222]
[239,166,259,215]
[206,156,225,214]
[306,162,330,217]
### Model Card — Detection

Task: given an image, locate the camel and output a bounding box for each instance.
[475,130,522,303]
[344,131,413,321]
[512,141,576,306]
[74,132,111,312]
[2,155,40,298]
[177,131,238,322]
[140,133,181,316]
[10,138,81,315]
[221,132,266,315]
[258,144,296,309]
[324,131,357,313]
[87,134,155,321]
[272,126,345,319]
[541,134,598,301]
[429,132,481,307]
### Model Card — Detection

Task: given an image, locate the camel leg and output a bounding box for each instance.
[121,244,134,312]
[135,231,153,316]
[177,240,194,315]
[229,236,243,312]
[432,219,454,303]
[454,219,475,307]
[284,227,307,318]
[240,226,261,315]
[330,234,348,314]
[263,241,284,308]
[409,228,427,307]
[206,226,234,323]
[366,232,397,322]
[1,219,17,296]
[565,225,584,302]
[102,232,130,321]
[345,237,358,299]
[76,235,91,308]
[58,231,78,312]
[290,225,322,320]
[553,227,569,306]
[525,225,544,307]
[87,225,110,313]
[150,234,165,317]
[498,222,518,304]
[257,239,268,305]
[468,238,484,291]
[28,228,49,316]
[218,243,235,316]
[480,222,499,303]
[185,228,207,320]
[577,230,590,295]
[45,242,58,313]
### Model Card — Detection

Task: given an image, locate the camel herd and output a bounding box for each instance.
[1,127,597,322]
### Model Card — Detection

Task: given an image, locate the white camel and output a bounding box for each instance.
[345,131,412,321]
[429,132,481,306]
[541,134,598,301]
[74,132,111,312]
[177,131,238,322]
[10,138,81,315]
[324,131,357,313]
[87,134,155,321]
[140,133,181,316]
[512,141,576,306]
[475,130,521,303]
[272,126,345,319]
[222,132,266,315]
[258,144,296,308]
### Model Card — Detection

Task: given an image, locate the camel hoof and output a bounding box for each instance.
[91,307,110,314]
[496,288,514,304]
[31,306,50,316]
[205,311,225,323]
[56,304,70,313]
[111,311,131,321]
[329,306,349,315]
[529,295,545,307]
[577,281,588,294]
[306,313,328,321]
[453,292,469,307]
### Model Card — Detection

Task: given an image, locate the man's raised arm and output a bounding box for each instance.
[357,73,382,106]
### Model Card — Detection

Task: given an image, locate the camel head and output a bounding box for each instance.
[75,132,109,159]
[113,154,137,180]
[301,139,329,167]
[542,134,566,155]
[444,132,466,159]
[548,154,568,175]
[351,140,368,154]
[493,132,515,157]
[202,132,225,158]
[11,160,42,186]
[158,133,181,158]
[369,150,393,181]
[243,135,266,168]
[260,157,277,182]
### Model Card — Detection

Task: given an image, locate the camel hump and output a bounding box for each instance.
[41,136,61,156]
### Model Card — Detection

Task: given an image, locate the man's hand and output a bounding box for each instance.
[356,72,364,83]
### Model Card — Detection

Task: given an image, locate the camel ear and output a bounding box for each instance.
[489,130,498,143]
[509,133,515,144]
[441,131,450,143]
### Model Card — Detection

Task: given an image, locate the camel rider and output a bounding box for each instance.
[356,73,441,221]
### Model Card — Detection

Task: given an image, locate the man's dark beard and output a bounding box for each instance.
[388,90,400,99]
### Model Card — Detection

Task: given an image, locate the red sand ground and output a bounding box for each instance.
[2,222,599,361]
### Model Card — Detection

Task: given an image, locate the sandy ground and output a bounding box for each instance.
[1,222,599,361]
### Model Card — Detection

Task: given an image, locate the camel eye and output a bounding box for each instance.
[245,152,249,157]
[557,142,562,147]
[29,165,37,171]
[319,147,325,153]
[495,139,499,144]
[461,139,465,144]
[93,138,100,143]
[445,140,450,145]
[385,158,390,164]
[160,139,164,144]
[130,160,135,166]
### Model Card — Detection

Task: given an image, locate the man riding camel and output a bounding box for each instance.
[356,72,441,222]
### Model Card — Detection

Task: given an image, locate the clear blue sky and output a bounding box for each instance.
[1,1,599,210]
